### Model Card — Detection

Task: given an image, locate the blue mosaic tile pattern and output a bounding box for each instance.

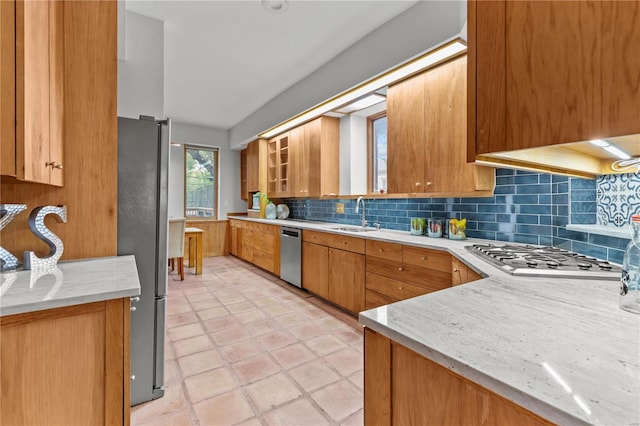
[596,173,640,226]
[284,168,630,264]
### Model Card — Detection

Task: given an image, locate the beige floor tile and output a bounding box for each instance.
[348,370,364,391]
[226,301,256,314]
[178,349,223,377]
[204,315,240,333]
[217,292,247,305]
[185,290,216,302]
[323,347,362,377]
[131,384,187,423]
[261,303,295,317]
[193,390,254,425]
[234,308,267,324]
[184,367,237,403]
[222,339,263,363]
[271,343,316,370]
[167,302,193,316]
[333,328,364,346]
[288,322,325,340]
[165,341,176,361]
[274,311,313,327]
[245,373,302,412]
[245,319,281,336]
[164,359,181,385]
[236,417,262,426]
[257,330,296,351]
[181,285,210,295]
[197,306,229,321]
[191,298,221,311]
[211,325,251,346]
[305,334,348,356]
[167,312,199,328]
[173,335,213,358]
[263,398,330,426]
[311,380,362,422]
[340,408,364,426]
[134,409,193,426]
[168,322,205,342]
[231,353,281,385]
[288,359,340,393]
[253,296,280,307]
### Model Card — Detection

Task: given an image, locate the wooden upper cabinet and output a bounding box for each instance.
[387,72,425,194]
[267,133,291,198]
[11,0,65,186]
[388,55,494,195]
[469,1,640,159]
[240,148,247,201]
[289,116,339,198]
[0,1,16,177]
[246,139,259,193]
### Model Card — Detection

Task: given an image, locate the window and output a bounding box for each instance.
[368,112,387,193]
[184,146,218,219]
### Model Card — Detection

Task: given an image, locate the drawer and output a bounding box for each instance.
[366,239,402,262]
[402,245,451,273]
[451,257,469,286]
[366,256,403,280]
[366,272,430,301]
[253,239,275,255]
[400,264,451,291]
[254,231,276,247]
[365,289,398,310]
[303,230,365,254]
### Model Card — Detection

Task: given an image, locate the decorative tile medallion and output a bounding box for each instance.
[596,173,640,226]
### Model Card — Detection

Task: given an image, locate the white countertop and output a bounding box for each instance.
[233,216,640,425]
[0,256,141,316]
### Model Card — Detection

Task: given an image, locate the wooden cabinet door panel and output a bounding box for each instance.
[328,248,365,313]
[387,73,425,193]
[364,328,391,426]
[302,242,329,298]
[246,140,259,192]
[1,0,16,176]
[451,256,469,286]
[240,149,247,200]
[391,343,551,425]
[601,1,640,138]
[291,123,308,196]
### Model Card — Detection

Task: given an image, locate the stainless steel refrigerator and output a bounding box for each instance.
[117,116,170,406]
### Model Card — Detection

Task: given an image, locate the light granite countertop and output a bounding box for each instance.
[233,216,640,425]
[0,255,141,316]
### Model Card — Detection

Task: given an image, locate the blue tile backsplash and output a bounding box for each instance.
[284,168,638,264]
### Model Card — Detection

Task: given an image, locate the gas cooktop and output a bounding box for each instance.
[466,243,621,280]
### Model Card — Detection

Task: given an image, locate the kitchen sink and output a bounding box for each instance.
[333,226,378,233]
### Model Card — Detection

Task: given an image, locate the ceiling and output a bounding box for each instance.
[124,0,419,130]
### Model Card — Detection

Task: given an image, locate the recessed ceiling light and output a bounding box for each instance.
[262,0,288,14]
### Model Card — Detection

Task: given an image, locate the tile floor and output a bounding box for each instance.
[132,256,364,426]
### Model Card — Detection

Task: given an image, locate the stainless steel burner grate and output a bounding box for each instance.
[465,243,621,280]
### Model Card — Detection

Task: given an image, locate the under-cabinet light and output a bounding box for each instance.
[259,39,467,139]
[335,94,386,114]
[589,139,631,160]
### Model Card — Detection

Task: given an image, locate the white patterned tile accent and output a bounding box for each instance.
[596,173,640,226]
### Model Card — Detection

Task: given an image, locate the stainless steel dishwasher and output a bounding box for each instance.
[280,226,302,288]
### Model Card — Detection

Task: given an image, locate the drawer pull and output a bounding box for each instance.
[398,286,404,290]
[343,241,347,245]
[379,249,383,252]
[398,267,403,271]
[453,268,460,272]
[421,256,426,260]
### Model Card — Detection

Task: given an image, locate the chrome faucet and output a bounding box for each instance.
[355,196,367,228]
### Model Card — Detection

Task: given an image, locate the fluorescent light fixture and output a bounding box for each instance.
[590,139,631,160]
[260,39,467,138]
[335,94,386,114]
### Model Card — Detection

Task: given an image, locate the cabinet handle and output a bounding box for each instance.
[378,249,383,252]
[398,286,404,290]
[426,182,432,186]
[130,306,137,312]
[398,267,403,271]
[343,241,347,245]
[46,161,63,169]
[421,256,426,260]
[415,182,421,187]
[130,296,140,302]
[453,268,460,272]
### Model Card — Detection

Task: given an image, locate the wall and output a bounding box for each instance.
[229,0,466,148]
[339,115,368,195]
[117,10,164,119]
[596,173,640,226]
[286,169,636,264]
[170,122,245,219]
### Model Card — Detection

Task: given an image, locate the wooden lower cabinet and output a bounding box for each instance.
[302,241,329,299]
[364,328,551,426]
[328,248,365,314]
[452,256,483,286]
[229,219,280,275]
[0,298,130,426]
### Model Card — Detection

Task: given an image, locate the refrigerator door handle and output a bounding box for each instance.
[152,297,166,399]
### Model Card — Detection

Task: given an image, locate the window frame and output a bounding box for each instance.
[183,145,219,220]
[367,111,387,194]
